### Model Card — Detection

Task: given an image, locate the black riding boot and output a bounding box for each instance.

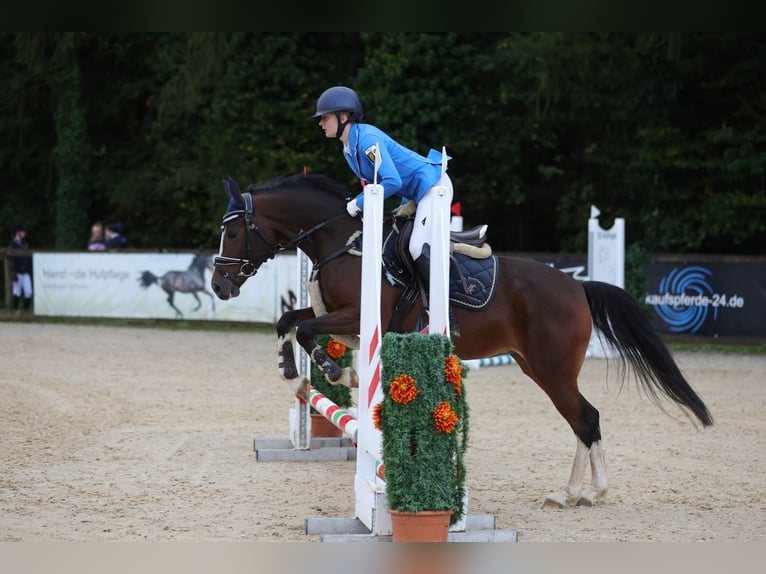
[414,246,460,338]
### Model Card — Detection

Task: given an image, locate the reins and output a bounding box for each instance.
[213,191,348,284]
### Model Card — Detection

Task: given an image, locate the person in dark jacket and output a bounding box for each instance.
[8,222,33,312]
[104,222,128,249]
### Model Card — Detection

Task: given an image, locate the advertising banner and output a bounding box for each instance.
[33,252,298,323]
[644,261,766,338]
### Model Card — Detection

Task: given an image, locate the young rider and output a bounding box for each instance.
[311,85,459,335]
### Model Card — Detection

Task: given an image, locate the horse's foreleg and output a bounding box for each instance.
[276,307,315,381]
[309,346,358,388]
[295,311,360,388]
[191,292,202,311]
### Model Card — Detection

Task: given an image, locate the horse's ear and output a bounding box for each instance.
[223,177,244,206]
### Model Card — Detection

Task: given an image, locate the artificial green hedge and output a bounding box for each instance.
[379,332,469,526]
[310,334,354,409]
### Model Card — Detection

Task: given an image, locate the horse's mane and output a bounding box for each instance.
[246,173,351,201]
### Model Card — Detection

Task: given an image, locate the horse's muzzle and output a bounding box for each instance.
[211,274,240,300]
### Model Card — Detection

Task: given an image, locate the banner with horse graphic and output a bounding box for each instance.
[33,251,297,323]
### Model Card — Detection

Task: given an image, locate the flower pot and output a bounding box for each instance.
[388,509,452,542]
[310,413,343,438]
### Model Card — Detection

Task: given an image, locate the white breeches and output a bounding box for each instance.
[409,173,454,261]
[12,272,33,298]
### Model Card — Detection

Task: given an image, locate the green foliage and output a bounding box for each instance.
[624,242,651,316]
[310,334,353,409]
[379,332,469,526]
[2,33,764,255]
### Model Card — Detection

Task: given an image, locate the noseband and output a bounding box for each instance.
[214,193,273,282]
[214,191,346,285]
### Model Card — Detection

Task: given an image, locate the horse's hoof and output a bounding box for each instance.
[542,497,566,509]
[286,377,311,401]
[335,368,359,388]
[542,492,578,509]
[297,377,311,401]
[345,368,359,388]
[577,488,607,507]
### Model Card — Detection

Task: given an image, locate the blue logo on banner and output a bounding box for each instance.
[654,266,718,333]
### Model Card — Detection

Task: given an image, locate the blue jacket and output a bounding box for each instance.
[343,123,449,210]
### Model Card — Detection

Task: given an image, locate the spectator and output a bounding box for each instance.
[86,221,106,251]
[104,222,128,249]
[8,222,33,313]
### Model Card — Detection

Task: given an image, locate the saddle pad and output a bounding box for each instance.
[381,228,498,310]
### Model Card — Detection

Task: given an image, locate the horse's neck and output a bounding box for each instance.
[265,193,353,262]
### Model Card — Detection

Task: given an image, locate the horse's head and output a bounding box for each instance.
[211,173,356,300]
[211,177,278,300]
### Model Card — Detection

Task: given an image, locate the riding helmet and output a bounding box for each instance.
[311,86,364,122]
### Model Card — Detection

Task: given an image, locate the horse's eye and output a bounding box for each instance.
[227,230,238,240]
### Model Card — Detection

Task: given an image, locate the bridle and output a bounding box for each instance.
[213,191,346,286]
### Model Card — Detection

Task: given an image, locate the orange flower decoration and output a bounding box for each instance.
[326,338,347,359]
[444,354,462,395]
[372,402,383,430]
[433,401,459,433]
[390,374,419,404]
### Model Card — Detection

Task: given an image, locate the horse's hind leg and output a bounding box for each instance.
[541,393,607,508]
[515,339,607,508]
[579,440,608,506]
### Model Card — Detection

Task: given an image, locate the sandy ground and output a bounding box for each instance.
[1,322,765,543]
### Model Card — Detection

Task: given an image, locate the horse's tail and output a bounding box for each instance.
[582,280,713,427]
[139,271,158,288]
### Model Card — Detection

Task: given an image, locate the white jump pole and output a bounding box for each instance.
[353,144,390,535]
[428,146,452,337]
[288,249,312,449]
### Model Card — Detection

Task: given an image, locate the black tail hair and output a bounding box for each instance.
[583,281,713,427]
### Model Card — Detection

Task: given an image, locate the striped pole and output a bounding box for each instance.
[306,386,359,444]
[298,386,385,481]
[479,354,515,367]
[463,354,516,370]
[355,145,389,532]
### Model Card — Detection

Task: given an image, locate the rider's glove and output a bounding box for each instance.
[346,199,362,217]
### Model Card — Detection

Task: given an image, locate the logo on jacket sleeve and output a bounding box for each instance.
[364,144,378,163]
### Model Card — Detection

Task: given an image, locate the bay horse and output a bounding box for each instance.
[210,173,713,508]
[140,253,216,318]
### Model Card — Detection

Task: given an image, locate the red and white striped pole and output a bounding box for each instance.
[354,144,389,534]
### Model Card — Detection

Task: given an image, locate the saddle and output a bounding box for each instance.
[380,213,498,333]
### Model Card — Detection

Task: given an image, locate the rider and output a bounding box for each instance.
[312,85,460,335]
